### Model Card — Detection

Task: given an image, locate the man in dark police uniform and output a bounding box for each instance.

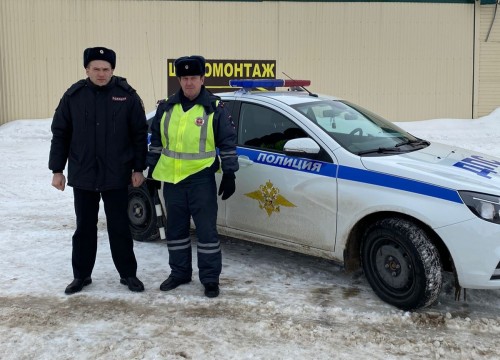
[49,46,148,294]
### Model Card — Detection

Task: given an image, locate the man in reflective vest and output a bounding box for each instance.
[148,55,239,298]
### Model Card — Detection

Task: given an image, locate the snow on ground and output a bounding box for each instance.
[1,111,500,360]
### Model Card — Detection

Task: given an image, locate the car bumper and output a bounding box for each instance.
[436,218,500,289]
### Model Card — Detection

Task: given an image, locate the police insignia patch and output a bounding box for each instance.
[195,117,204,126]
[245,180,296,216]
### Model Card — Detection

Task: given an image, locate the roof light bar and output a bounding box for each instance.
[229,79,311,88]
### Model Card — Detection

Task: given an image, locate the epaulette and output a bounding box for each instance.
[209,94,221,113]
[115,76,136,94]
[156,98,169,110]
[65,80,86,96]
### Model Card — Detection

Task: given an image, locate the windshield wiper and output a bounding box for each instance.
[357,147,403,156]
[357,139,430,156]
[395,139,430,147]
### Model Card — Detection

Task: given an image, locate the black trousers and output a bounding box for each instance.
[71,187,138,279]
[163,173,221,284]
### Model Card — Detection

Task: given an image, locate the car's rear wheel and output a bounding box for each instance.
[128,183,161,242]
[361,217,442,310]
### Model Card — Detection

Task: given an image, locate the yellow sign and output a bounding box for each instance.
[167,59,276,94]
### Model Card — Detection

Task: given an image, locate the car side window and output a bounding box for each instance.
[239,103,307,152]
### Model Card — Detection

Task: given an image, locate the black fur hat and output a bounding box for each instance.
[83,47,116,69]
[174,55,206,77]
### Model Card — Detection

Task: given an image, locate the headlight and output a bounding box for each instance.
[459,191,500,224]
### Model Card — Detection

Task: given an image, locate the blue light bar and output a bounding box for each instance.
[229,79,285,88]
[229,79,311,88]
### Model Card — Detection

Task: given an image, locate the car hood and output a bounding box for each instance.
[360,142,500,195]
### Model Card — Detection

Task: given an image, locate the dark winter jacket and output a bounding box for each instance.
[49,76,148,191]
[147,86,239,179]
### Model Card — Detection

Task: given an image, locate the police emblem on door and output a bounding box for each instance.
[245,180,296,216]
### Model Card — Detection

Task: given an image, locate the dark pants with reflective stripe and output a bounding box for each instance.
[163,173,221,284]
[72,188,138,279]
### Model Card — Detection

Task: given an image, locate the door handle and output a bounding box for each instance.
[238,155,254,167]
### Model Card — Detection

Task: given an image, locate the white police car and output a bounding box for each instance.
[129,79,500,311]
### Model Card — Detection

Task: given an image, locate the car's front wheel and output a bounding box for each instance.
[127,183,162,242]
[361,217,442,310]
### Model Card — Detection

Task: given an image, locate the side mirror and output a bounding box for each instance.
[283,137,321,156]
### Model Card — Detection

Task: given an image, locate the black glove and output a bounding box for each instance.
[148,178,162,189]
[146,167,161,194]
[147,166,154,179]
[218,173,236,200]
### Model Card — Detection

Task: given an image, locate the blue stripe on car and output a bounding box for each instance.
[338,166,462,203]
[237,147,463,204]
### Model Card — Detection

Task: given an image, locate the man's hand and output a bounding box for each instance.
[131,171,145,187]
[52,173,66,191]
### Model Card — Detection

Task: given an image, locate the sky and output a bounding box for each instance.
[1,109,500,360]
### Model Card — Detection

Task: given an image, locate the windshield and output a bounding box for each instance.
[292,100,428,156]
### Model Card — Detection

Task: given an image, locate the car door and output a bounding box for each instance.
[224,100,338,252]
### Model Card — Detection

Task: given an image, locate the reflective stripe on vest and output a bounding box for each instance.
[161,106,217,159]
[152,103,216,184]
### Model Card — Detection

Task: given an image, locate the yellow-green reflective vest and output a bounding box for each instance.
[152,103,216,184]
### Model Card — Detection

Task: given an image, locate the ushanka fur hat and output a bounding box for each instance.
[174,55,206,77]
[83,47,116,69]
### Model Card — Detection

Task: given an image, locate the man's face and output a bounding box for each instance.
[179,75,204,100]
[86,60,113,86]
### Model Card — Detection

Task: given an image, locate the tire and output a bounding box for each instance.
[361,218,442,310]
[127,183,161,242]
